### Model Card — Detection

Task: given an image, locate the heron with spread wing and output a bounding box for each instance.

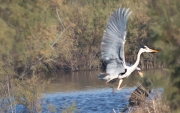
[98,7,158,90]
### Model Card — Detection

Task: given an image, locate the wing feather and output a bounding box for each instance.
[101,7,132,74]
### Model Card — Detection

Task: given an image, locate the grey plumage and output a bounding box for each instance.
[101,7,132,78]
[99,7,158,90]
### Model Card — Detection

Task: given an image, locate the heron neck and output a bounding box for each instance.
[122,45,126,67]
[132,50,143,69]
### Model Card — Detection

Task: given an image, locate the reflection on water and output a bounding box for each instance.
[44,71,143,93]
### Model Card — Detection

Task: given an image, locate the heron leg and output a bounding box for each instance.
[117,79,126,90]
[107,83,115,94]
[106,77,116,85]
[105,78,116,94]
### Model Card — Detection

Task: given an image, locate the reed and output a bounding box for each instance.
[128,91,170,113]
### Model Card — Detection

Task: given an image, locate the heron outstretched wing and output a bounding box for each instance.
[101,8,132,74]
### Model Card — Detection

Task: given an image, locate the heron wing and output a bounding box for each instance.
[101,7,132,75]
[106,60,125,77]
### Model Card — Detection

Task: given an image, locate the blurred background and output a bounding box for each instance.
[0,0,179,112]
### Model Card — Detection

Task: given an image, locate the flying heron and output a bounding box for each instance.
[98,7,158,90]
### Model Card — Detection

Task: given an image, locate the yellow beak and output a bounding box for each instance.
[152,49,158,53]
[138,71,143,77]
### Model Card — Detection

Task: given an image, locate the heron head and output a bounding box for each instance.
[140,45,158,53]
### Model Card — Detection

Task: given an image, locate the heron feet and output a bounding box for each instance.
[117,79,126,91]
[117,85,126,90]
[106,78,126,91]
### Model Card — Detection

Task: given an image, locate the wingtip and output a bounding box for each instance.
[129,11,133,15]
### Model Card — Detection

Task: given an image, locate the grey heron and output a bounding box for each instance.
[98,7,158,90]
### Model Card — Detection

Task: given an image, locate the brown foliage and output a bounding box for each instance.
[128,94,170,113]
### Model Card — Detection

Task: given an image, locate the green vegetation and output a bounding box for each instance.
[146,0,180,112]
[0,0,159,75]
[0,0,179,112]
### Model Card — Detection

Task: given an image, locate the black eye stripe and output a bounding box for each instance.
[141,46,146,49]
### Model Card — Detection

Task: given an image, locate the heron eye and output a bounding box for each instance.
[144,46,148,49]
[141,46,146,49]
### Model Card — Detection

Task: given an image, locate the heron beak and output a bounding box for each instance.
[138,71,143,77]
[151,49,158,53]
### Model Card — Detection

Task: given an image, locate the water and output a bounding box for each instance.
[17,70,166,113]
[44,71,143,93]
[42,87,136,113]
[41,71,145,113]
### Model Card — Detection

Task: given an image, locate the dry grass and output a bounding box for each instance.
[119,79,171,113]
[128,91,170,113]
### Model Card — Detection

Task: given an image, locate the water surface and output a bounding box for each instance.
[40,70,166,113]
[44,71,142,93]
[43,87,136,113]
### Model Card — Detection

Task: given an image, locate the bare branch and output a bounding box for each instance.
[51,26,68,47]
[26,7,70,75]
[56,7,65,29]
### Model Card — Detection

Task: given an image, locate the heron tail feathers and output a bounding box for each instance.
[98,73,109,79]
